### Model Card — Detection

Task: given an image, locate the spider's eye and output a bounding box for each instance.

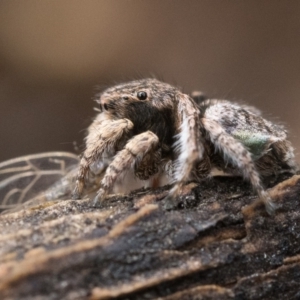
[137,91,147,100]
[122,96,129,100]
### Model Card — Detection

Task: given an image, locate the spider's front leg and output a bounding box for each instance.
[72,118,133,200]
[93,131,159,204]
[164,94,205,207]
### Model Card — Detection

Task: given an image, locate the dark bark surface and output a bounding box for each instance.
[0,174,300,300]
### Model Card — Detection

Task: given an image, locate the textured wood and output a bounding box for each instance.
[0,174,300,300]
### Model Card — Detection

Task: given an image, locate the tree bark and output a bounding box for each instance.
[0,174,300,300]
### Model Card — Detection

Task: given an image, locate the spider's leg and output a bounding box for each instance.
[72,118,133,199]
[193,152,212,180]
[167,94,205,200]
[93,131,159,204]
[202,118,275,214]
[134,149,161,180]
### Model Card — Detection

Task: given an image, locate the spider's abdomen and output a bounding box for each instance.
[201,99,296,175]
[202,100,286,158]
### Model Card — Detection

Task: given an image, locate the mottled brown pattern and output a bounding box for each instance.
[73,79,297,214]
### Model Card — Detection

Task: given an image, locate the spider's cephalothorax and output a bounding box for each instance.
[72,78,297,214]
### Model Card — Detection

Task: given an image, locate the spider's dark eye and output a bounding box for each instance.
[122,96,129,100]
[137,91,147,100]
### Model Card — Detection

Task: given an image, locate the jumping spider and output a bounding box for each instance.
[72,79,297,214]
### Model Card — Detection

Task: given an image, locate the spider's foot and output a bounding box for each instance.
[261,191,277,215]
[72,188,82,200]
[92,189,107,206]
[161,194,180,210]
[264,198,278,216]
[72,180,84,200]
[72,193,81,200]
[161,186,182,210]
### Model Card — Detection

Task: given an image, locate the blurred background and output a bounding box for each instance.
[0,0,299,162]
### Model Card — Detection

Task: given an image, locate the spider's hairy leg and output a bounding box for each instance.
[93,131,159,204]
[72,118,133,200]
[135,149,162,180]
[274,139,298,173]
[202,118,276,215]
[166,94,205,203]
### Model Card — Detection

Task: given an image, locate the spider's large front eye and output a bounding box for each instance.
[137,91,147,100]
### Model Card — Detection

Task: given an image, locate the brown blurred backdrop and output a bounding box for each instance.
[0,0,299,162]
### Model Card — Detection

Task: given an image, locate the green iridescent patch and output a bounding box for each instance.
[233,130,270,159]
